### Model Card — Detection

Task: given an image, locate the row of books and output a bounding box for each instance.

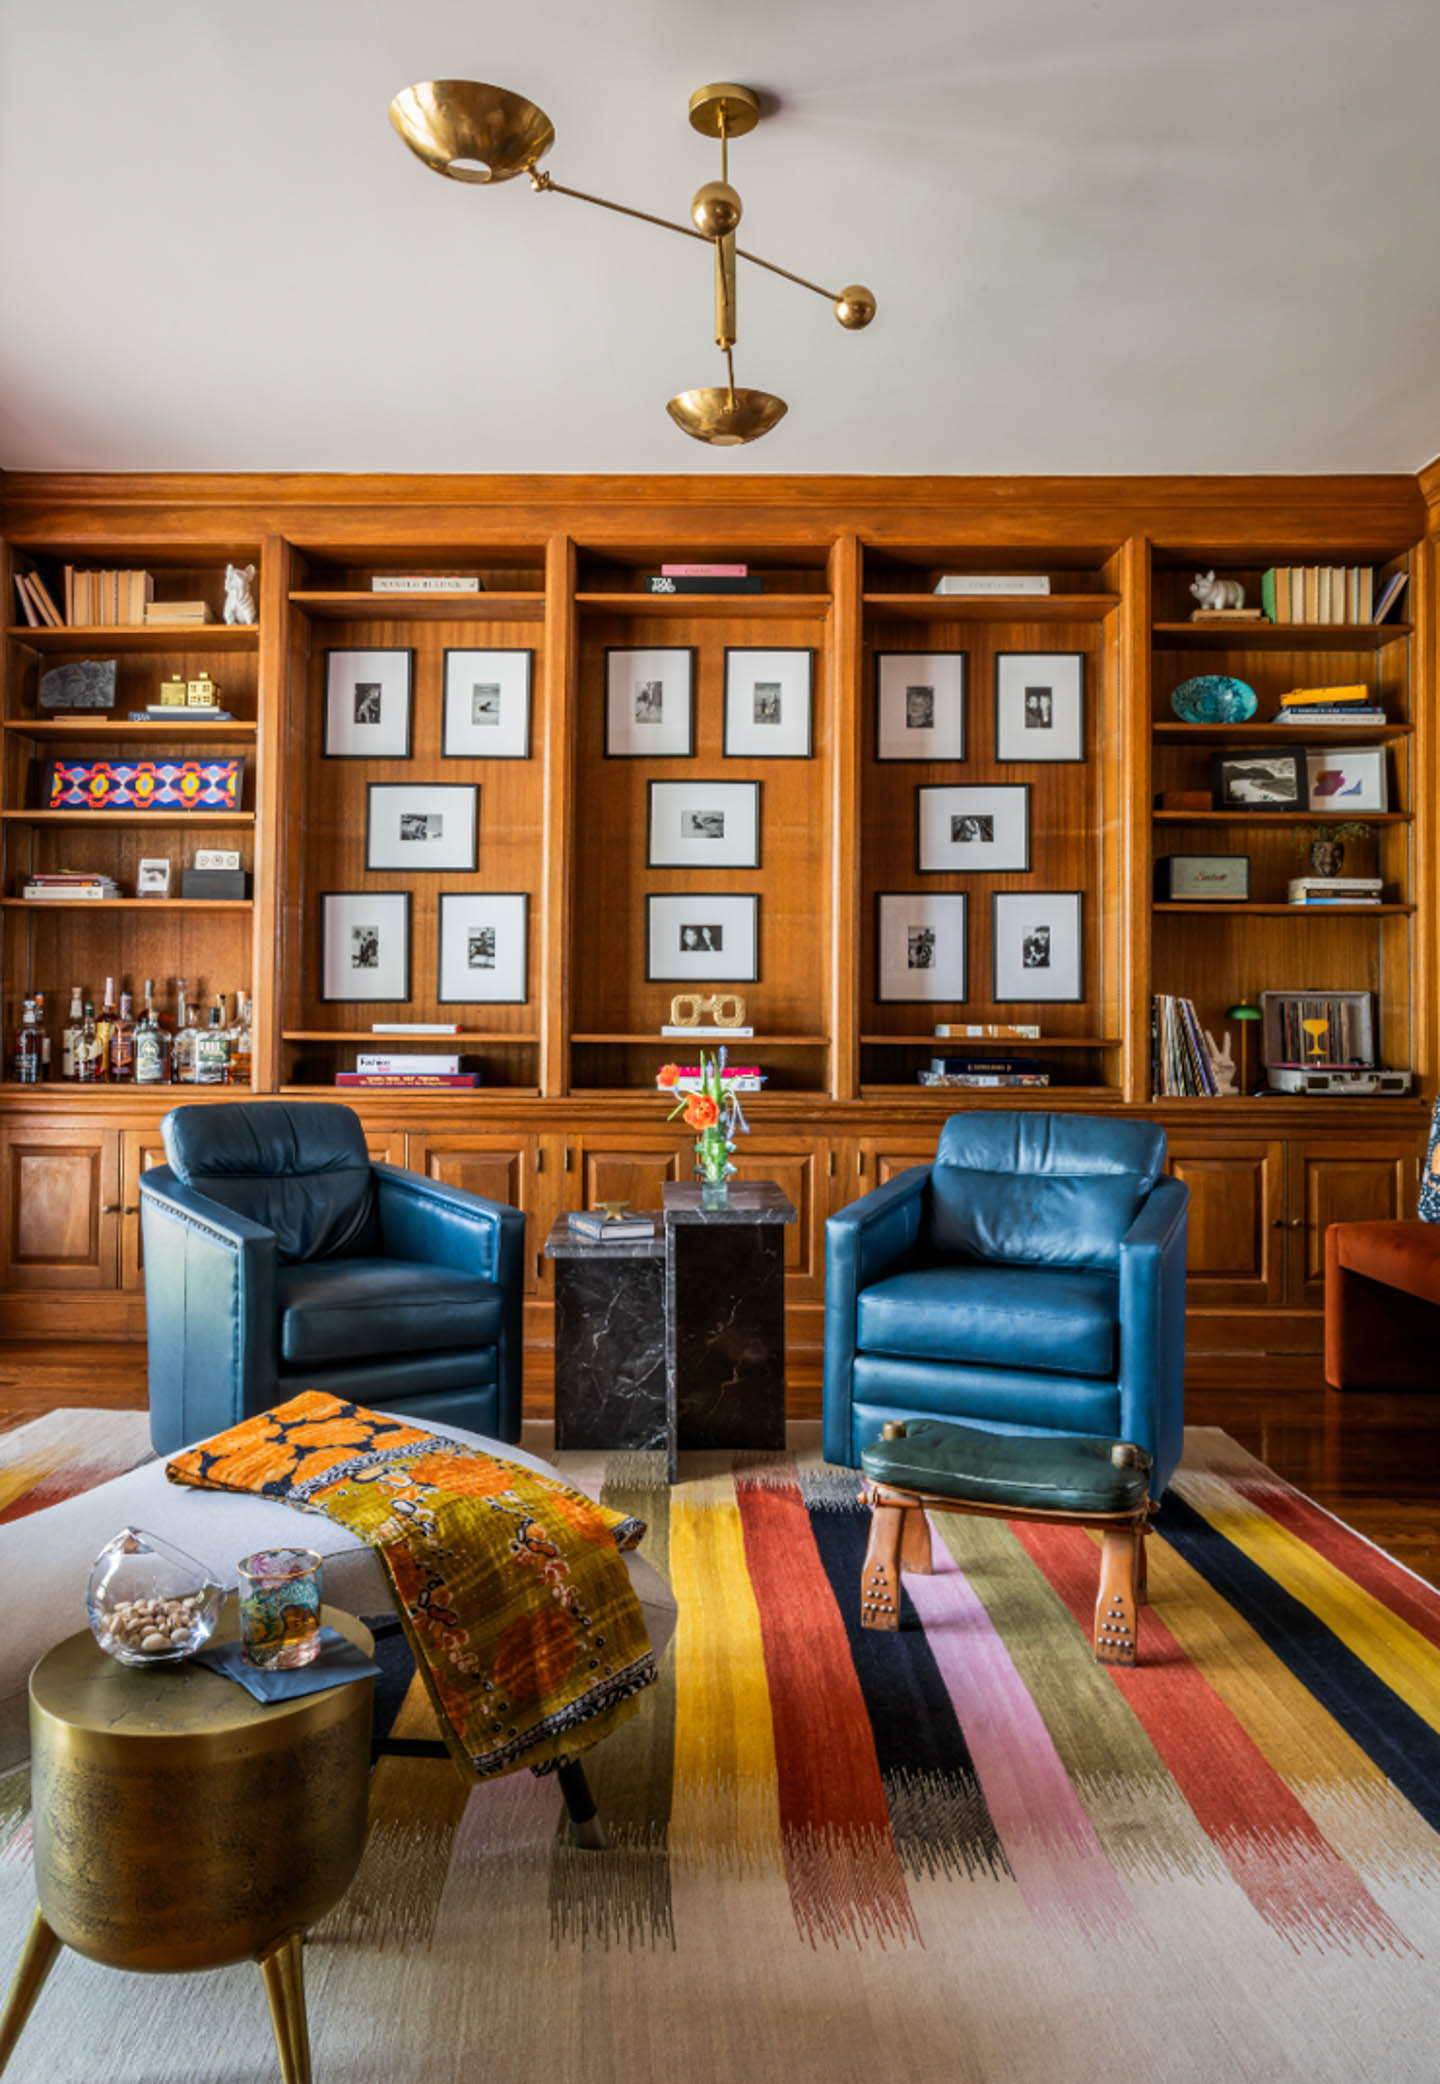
[919,1056,1049,1088]
[1259,567,1408,625]
[1273,680,1387,724]
[1288,877,1383,907]
[10,568,222,628]
[1152,994,1219,1098]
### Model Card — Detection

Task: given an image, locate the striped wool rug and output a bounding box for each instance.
[0,1422,1437,2082]
[0,1407,151,1523]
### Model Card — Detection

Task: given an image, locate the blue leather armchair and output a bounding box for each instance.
[823,1113,1187,1489]
[140,1101,525,1455]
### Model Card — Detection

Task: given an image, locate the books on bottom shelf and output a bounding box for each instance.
[1287,878,1383,906]
[919,1057,1050,1088]
[567,1209,658,1244]
[1153,995,1219,1097]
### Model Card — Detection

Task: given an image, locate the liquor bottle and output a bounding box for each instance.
[228,990,252,1087]
[34,992,51,1081]
[74,1001,102,1084]
[171,978,200,1084]
[61,986,85,1081]
[196,996,231,1085]
[108,989,137,1083]
[12,999,43,1085]
[93,976,119,1083]
[134,978,171,1086]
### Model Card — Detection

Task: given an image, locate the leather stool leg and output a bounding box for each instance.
[861,1502,905,1630]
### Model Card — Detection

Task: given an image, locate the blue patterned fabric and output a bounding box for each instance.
[1419,1096,1440,1222]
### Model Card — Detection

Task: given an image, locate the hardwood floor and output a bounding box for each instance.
[2,1341,1437,1588]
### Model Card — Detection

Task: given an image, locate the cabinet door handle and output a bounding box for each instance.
[124,1205,139,1215]
[101,1203,120,1214]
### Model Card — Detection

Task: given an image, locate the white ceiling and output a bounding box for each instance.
[3,0,1439,477]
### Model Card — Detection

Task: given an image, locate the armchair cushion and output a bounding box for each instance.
[277,1259,506,1367]
[855,1264,1118,1378]
[929,1115,1165,1272]
[163,1100,378,1264]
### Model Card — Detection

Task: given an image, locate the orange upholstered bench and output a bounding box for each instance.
[1325,1222,1440,1389]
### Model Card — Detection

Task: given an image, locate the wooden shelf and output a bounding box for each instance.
[1153,902,1412,916]
[2,898,252,912]
[573,1032,829,1046]
[3,718,257,739]
[0,810,254,825]
[1153,621,1411,651]
[280,1084,542,1099]
[865,592,1120,622]
[1153,809,1411,824]
[288,591,545,623]
[571,1086,830,1101]
[6,624,259,651]
[861,1034,1120,1048]
[1152,721,1411,743]
[283,1029,538,1043]
[574,592,830,620]
[0,1081,249,1101]
[859,1084,1123,1101]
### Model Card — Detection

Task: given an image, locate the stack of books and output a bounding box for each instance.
[645,563,761,595]
[567,1208,657,1244]
[11,571,65,628]
[656,1065,764,1092]
[932,574,1050,597]
[1152,995,1218,1097]
[1287,877,1383,907]
[20,872,120,901]
[934,1021,1041,1040]
[1260,567,1408,624]
[371,575,481,593]
[143,598,213,626]
[919,1057,1049,1089]
[1273,682,1387,724]
[336,1052,480,1089]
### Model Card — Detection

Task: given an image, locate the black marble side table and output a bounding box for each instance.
[544,1218,667,1452]
[662,1181,797,1481]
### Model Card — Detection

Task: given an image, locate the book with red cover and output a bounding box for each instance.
[659,563,748,577]
[334,1072,481,1088]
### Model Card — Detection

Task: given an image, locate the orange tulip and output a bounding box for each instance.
[683,1093,719,1129]
[657,1063,680,1087]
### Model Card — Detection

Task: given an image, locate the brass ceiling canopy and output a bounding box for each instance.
[390,75,875,446]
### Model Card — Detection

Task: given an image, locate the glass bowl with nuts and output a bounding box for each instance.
[86,1527,225,1666]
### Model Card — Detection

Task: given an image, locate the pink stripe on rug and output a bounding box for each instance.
[906,1517,1136,1943]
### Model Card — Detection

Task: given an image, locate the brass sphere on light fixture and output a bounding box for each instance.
[389,80,555,183]
[666,387,788,446]
[833,284,877,329]
[692,180,743,239]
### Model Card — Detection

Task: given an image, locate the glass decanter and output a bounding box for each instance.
[86,1527,225,1666]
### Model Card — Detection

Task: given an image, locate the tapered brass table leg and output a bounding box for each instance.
[260,1932,312,2084]
[0,1909,62,2078]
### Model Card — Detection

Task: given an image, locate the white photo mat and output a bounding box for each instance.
[321,891,410,1001]
[365,784,478,871]
[605,647,695,757]
[992,890,1083,1002]
[438,893,528,1003]
[875,652,966,761]
[876,892,967,1002]
[647,780,760,868]
[723,648,813,757]
[324,649,413,758]
[442,649,532,759]
[646,894,759,981]
[917,784,1029,872]
[995,652,1085,762]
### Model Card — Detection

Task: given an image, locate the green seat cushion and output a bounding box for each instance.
[860,1418,1151,1514]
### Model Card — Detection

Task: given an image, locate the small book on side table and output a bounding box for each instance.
[567,1209,657,1243]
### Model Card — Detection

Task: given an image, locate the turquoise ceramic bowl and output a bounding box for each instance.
[1169,674,1258,724]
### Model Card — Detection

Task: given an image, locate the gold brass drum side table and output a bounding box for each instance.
[0,1597,375,2084]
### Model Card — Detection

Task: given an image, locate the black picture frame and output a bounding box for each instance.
[874,890,968,1002]
[722,647,814,758]
[441,647,533,759]
[646,779,761,869]
[873,650,968,762]
[437,892,530,1004]
[991,890,1084,1003]
[644,894,760,982]
[322,648,414,759]
[319,890,411,1003]
[364,783,479,872]
[993,651,1086,763]
[1211,748,1305,811]
[915,783,1031,873]
[604,646,696,758]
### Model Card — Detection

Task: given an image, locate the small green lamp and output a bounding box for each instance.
[1227,1003,1262,1096]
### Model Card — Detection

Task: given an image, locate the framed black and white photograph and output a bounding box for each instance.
[995,653,1085,762]
[438,892,528,1003]
[917,784,1030,872]
[324,649,413,758]
[605,647,695,757]
[1212,748,1304,809]
[876,892,968,1002]
[365,784,478,872]
[1304,746,1389,814]
[646,780,760,869]
[321,891,410,1001]
[442,649,532,759]
[992,891,1083,1002]
[723,649,814,758]
[646,894,759,981]
[875,652,967,761]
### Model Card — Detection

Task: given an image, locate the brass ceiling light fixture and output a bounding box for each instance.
[388,78,876,447]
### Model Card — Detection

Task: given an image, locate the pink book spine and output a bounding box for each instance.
[659,563,748,577]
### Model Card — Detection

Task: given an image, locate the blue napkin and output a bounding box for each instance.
[193,1626,380,1704]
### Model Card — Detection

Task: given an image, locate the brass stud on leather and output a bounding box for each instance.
[881,1421,908,1441]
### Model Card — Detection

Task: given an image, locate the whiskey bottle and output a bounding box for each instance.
[34,992,51,1081]
[108,989,137,1083]
[12,999,43,1085]
[61,986,85,1081]
[228,990,252,1087]
[74,1002,102,1084]
[171,978,200,1084]
[134,978,171,1086]
[94,976,119,1083]
[195,997,231,1085]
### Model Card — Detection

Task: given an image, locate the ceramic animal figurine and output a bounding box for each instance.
[223,563,257,625]
[1204,1027,1238,1096]
[1191,570,1246,612]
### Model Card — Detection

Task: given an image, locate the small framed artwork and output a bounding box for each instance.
[321,891,410,1002]
[324,649,413,758]
[647,780,760,869]
[1211,748,1304,810]
[1304,746,1389,813]
[995,653,1085,762]
[442,649,532,759]
[875,652,966,761]
[136,858,171,898]
[365,784,478,871]
[876,892,967,1002]
[605,647,695,757]
[438,892,529,1003]
[992,891,1083,1002]
[917,784,1030,872]
[723,648,814,757]
[646,894,759,981]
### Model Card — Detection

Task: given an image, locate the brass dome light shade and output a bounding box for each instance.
[666,387,788,447]
[389,80,554,184]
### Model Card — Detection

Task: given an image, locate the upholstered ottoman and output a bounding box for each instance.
[0,1417,677,1773]
[858,1418,1155,1665]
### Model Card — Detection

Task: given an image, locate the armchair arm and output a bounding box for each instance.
[138,1165,278,1456]
[1117,1174,1188,1495]
[823,1166,930,1466]
[371,1163,525,1443]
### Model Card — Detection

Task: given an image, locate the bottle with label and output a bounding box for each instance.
[61,986,85,1081]
[134,978,171,1086]
[74,1002,102,1084]
[196,996,231,1085]
[33,992,51,1081]
[108,990,136,1083]
[12,999,43,1085]
[93,977,119,1083]
[171,978,200,1084]
[228,990,252,1086]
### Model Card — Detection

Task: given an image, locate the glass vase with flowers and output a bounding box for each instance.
[657,1047,758,1209]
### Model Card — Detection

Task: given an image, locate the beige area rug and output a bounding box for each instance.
[1,1420,1439,2081]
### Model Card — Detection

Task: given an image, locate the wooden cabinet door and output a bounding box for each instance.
[571,1137,681,1216]
[1164,1139,1286,1307]
[365,1132,410,1167]
[854,1137,937,1196]
[727,1137,828,1302]
[1287,1138,1413,1309]
[120,1130,169,1293]
[0,1124,120,1291]
[405,1134,545,1294]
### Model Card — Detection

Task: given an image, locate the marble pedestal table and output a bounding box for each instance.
[544,1218,668,1452]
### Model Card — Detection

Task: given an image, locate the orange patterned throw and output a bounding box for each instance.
[166,1392,656,1778]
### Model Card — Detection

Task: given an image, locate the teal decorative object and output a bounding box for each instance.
[1170,674,1258,724]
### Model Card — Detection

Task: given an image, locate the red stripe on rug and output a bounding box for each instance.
[734,1463,919,1949]
[1222,1469,1440,1652]
[0,1466,135,1524]
[1012,1519,1410,1956]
